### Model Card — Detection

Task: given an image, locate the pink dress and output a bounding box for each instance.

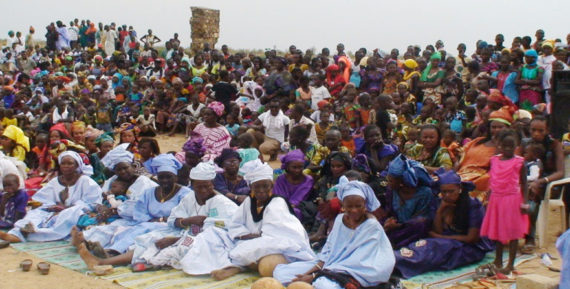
[480,155,529,244]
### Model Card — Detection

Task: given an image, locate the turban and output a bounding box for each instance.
[403,59,418,70]
[514,109,532,120]
[387,154,432,187]
[71,121,86,132]
[190,161,217,180]
[214,148,241,167]
[397,82,409,89]
[101,143,133,170]
[183,134,206,157]
[207,101,225,117]
[192,77,204,84]
[58,151,93,176]
[149,153,183,175]
[336,176,380,211]
[317,100,330,110]
[244,162,274,184]
[2,125,30,152]
[118,123,140,136]
[489,106,513,126]
[326,64,339,73]
[477,41,488,49]
[280,149,305,170]
[84,127,104,140]
[542,41,554,49]
[430,52,442,60]
[433,168,475,192]
[524,49,538,64]
[359,57,369,68]
[239,159,263,177]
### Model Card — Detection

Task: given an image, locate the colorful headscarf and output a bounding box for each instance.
[101,143,133,170]
[95,132,115,146]
[58,151,93,176]
[387,154,432,187]
[420,52,442,81]
[336,176,380,211]
[71,121,86,132]
[487,89,517,114]
[50,123,71,140]
[280,149,305,170]
[207,101,225,117]
[84,127,104,140]
[351,154,371,174]
[190,160,217,180]
[404,59,418,70]
[524,49,538,65]
[214,148,242,167]
[149,153,183,175]
[2,125,30,152]
[183,134,206,157]
[513,109,532,120]
[488,106,514,126]
[118,123,140,139]
[433,168,475,192]
[191,77,204,84]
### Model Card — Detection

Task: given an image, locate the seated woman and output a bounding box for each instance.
[138,137,160,174]
[1,125,30,162]
[88,132,114,185]
[177,162,315,280]
[380,154,437,249]
[405,124,453,173]
[394,169,493,278]
[76,154,189,257]
[273,149,314,220]
[273,176,395,289]
[76,161,238,271]
[188,103,232,161]
[0,151,102,243]
[355,125,399,175]
[213,149,249,204]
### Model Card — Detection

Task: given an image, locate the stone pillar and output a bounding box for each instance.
[190,7,220,54]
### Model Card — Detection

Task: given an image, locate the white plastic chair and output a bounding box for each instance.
[536,178,570,248]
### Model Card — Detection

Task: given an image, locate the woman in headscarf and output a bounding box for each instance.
[456,107,512,196]
[0,125,30,162]
[188,104,231,161]
[0,151,102,243]
[273,149,314,220]
[274,176,395,289]
[213,148,249,204]
[89,132,114,185]
[515,49,544,110]
[70,121,87,145]
[379,154,437,249]
[178,133,206,170]
[76,161,239,271]
[394,169,493,278]
[76,154,192,267]
[419,52,445,104]
[117,123,141,160]
[178,162,315,281]
[49,122,72,143]
[402,59,421,97]
[79,144,158,254]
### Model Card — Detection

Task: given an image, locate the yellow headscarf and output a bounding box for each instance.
[2,125,30,152]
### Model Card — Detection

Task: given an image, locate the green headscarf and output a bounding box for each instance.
[420,52,442,81]
[95,132,115,146]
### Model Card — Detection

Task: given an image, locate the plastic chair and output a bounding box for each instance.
[536,178,570,248]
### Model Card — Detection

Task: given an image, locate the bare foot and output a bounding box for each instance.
[21,223,35,234]
[497,266,513,275]
[0,231,21,243]
[78,243,102,270]
[211,267,241,280]
[70,226,85,248]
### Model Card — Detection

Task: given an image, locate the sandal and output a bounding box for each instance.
[20,259,33,272]
[0,240,9,249]
[37,262,50,275]
[132,262,158,272]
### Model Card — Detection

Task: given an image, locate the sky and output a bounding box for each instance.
[3,0,569,56]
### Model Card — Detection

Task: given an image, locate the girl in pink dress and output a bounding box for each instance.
[480,129,529,274]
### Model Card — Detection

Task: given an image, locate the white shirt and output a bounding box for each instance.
[310,110,335,123]
[258,111,290,143]
[310,86,331,110]
[68,26,79,41]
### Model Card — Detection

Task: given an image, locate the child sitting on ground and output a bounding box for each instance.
[339,125,356,156]
[76,180,129,229]
[225,114,240,137]
[441,129,461,164]
[403,126,419,154]
[315,110,332,145]
[0,174,28,229]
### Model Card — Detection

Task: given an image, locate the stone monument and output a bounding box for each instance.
[190,7,220,53]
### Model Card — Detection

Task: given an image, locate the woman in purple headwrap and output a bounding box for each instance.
[213,149,249,204]
[394,168,493,278]
[188,104,231,161]
[273,149,314,220]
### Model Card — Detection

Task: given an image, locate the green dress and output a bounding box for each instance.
[406,144,452,169]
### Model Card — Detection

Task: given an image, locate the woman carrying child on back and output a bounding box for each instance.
[480,129,529,274]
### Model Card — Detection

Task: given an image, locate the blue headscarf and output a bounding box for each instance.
[387,154,432,187]
[112,72,123,89]
[149,154,183,175]
[336,176,381,212]
[101,143,133,170]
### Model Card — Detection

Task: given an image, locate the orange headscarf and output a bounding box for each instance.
[338,56,352,83]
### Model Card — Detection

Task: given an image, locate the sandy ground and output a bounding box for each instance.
[0,133,565,288]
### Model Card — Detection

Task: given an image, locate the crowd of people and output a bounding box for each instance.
[0,19,569,288]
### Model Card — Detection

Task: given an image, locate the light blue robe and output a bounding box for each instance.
[9,175,102,242]
[82,175,157,252]
[557,229,570,289]
[274,214,395,288]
